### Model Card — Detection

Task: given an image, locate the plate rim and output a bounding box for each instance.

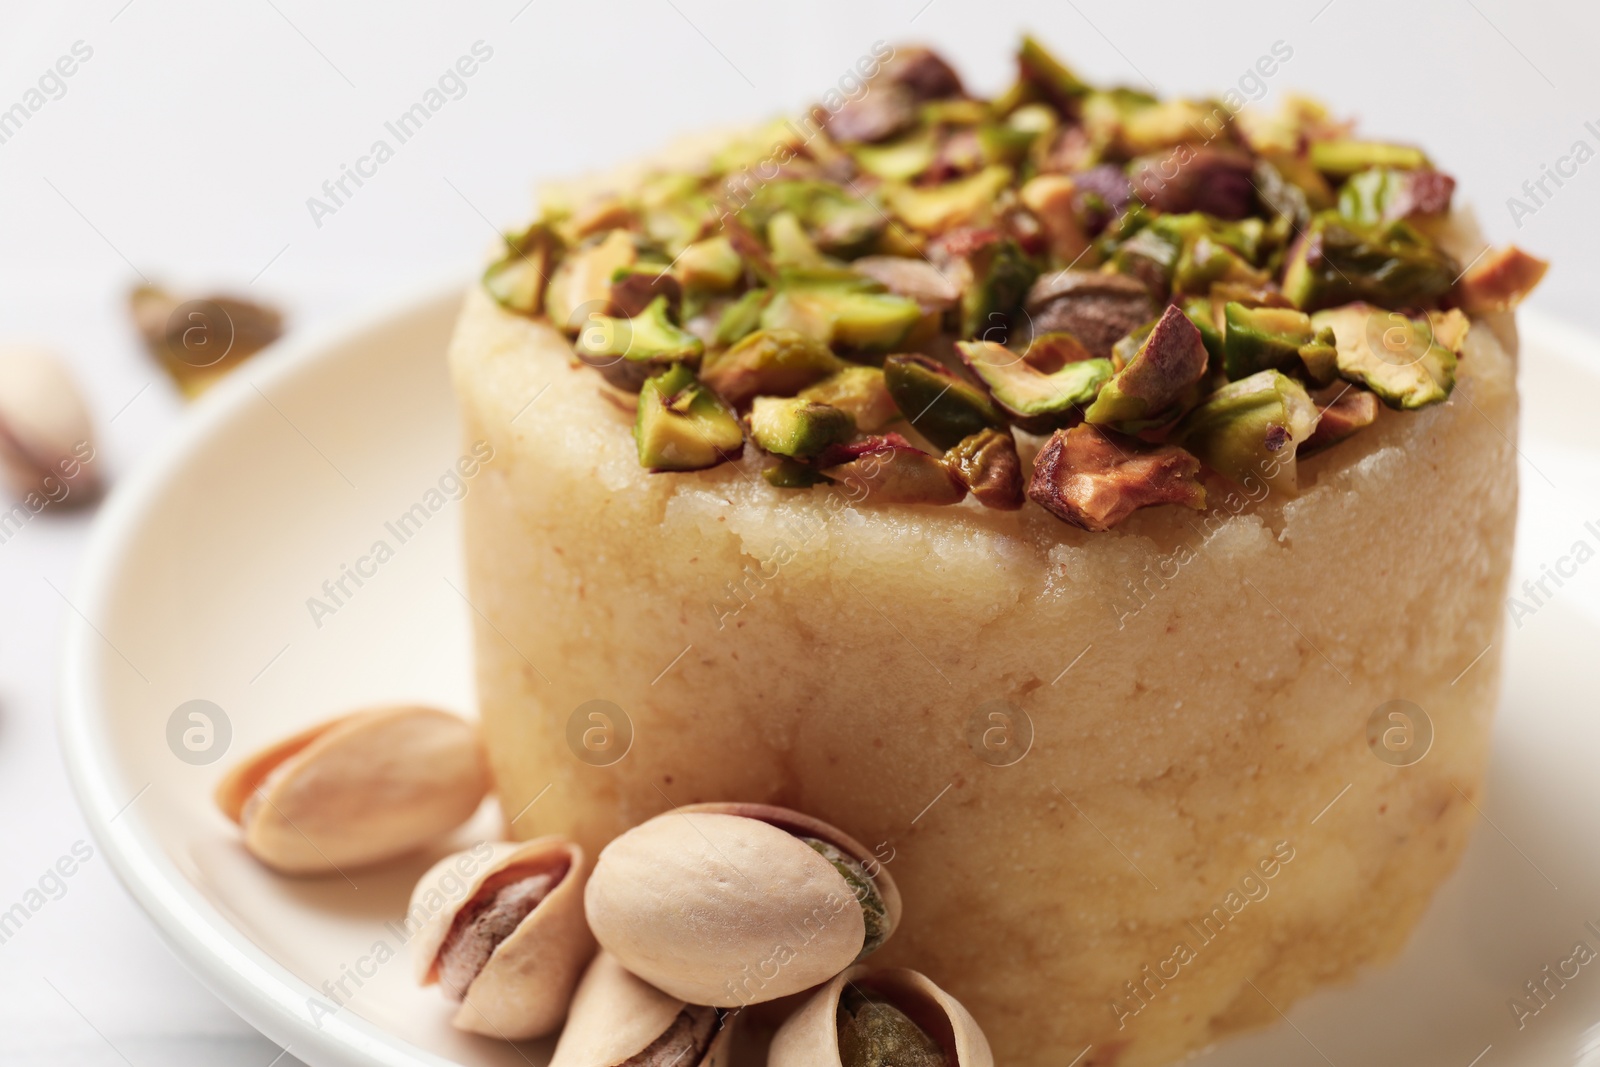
[55,300,1600,1067]
[58,273,468,1067]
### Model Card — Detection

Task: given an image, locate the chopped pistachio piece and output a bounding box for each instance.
[545,229,638,332]
[1181,296,1225,365]
[851,133,938,182]
[768,211,830,269]
[574,296,703,391]
[1175,370,1319,495]
[1222,302,1316,380]
[799,366,899,432]
[932,231,1039,340]
[957,337,1112,432]
[837,989,948,1067]
[1028,424,1206,531]
[1302,384,1380,455]
[713,288,772,347]
[482,222,564,317]
[701,328,845,408]
[1309,139,1429,178]
[1025,271,1156,360]
[1018,174,1092,268]
[760,285,924,353]
[944,428,1025,510]
[674,236,743,292]
[1084,305,1210,427]
[1110,213,1268,298]
[820,435,966,505]
[883,353,1006,450]
[1310,303,1463,409]
[885,165,1012,235]
[634,364,744,472]
[1455,245,1549,313]
[850,256,961,311]
[1298,326,1340,385]
[607,264,683,319]
[1337,167,1456,226]
[747,396,856,459]
[1017,34,1090,104]
[1282,213,1457,312]
[1129,147,1256,219]
[745,179,885,257]
[763,458,833,489]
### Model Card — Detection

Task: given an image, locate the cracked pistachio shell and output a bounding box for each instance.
[550,952,733,1067]
[411,838,595,1040]
[584,802,902,1007]
[214,706,488,875]
[769,966,993,1067]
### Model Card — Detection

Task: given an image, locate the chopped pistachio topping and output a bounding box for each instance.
[1310,304,1464,409]
[635,364,744,472]
[944,428,1025,510]
[1222,303,1315,380]
[748,396,856,459]
[799,365,900,433]
[1084,304,1209,428]
[482,36,1543,529]
[1175,370,1319,495]
[957,337,1111,432]
[883,353,1006,450]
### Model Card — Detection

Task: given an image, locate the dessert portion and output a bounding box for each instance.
[445,37,1543,1067]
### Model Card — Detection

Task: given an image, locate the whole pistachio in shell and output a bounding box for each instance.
[550,952,732,1067]
[411,838,595,1040]
[584,802,901,1007]
[0,346,98,503]
[214,705,489,875]
[768,967,993,1067]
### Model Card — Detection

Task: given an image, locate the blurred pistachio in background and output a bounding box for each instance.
[129,284,284,399]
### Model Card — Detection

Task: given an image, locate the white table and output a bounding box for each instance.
[2,1,1597,1062]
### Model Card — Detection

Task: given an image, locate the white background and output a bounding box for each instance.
[1,0,1596,1063]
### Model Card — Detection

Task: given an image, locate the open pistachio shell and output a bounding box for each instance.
[214,706,488,875]
[584,802,902,1007]
[550,952,733,1067]
[768,966,993,1067]
[411,838,595,1040]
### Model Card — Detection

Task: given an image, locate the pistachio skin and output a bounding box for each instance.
[769,967,993,1067]
[215,706,489,876]
[838,992,946,1067]
[550,953,733,1067]
[583,803,901,1008]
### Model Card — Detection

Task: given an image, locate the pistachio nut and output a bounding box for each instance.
[128,284,284,398]
[214,705,489,875]
[410,838,594,1040]
[550,952,732,1067]
[768,966,993,1067]
[0,346,98,503]
[584,802,902,1007]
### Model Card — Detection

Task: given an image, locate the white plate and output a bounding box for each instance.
[59,291,1600,1067]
